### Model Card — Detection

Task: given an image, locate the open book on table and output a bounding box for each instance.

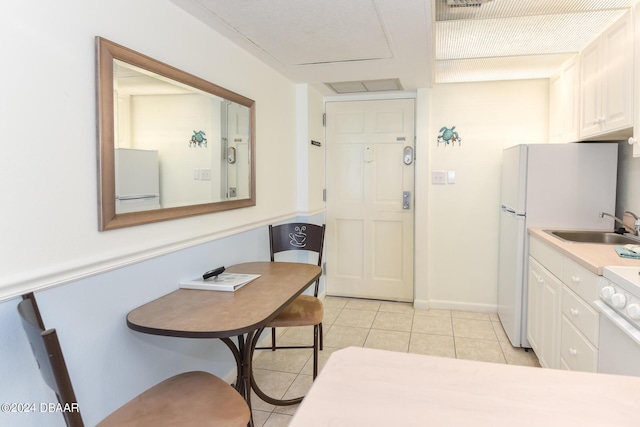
[179,273,261,292]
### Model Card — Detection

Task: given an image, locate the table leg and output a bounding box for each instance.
[221,335,255,427]
[249,327,304,406]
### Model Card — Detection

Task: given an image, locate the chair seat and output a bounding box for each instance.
[268,295,323,327]
[97,371,249,427]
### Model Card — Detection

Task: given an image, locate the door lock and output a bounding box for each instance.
[403,146,413,165]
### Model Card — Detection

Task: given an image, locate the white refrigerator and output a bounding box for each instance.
[114,148,161,213]
[497,143,617,348]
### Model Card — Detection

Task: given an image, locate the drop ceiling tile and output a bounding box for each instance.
[195,0,393,65]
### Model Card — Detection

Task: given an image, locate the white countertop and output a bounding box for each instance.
[290,347,640,427]
[528,227,640,275]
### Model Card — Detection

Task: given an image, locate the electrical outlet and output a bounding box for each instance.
[199,168,211,181]
[432,170,446,185]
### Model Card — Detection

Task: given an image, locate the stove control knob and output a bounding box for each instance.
[611,293,627,309]
[627,304,640,320]
[600,286,615,300]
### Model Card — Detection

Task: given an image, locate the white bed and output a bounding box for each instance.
[290,347,640,426]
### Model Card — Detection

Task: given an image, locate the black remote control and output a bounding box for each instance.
[203,266,225,280]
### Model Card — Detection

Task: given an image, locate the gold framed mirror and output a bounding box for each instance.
[96,37,256,230]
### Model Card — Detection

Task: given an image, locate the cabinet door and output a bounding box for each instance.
[527,259,542,354]
[579,40,601,138]
[601,10,633,132]
[528,257,562,369]
[540,275,562,369]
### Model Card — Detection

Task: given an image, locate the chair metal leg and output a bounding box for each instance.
[271,327,276,351]
[313,324,319,379]
[319,322,323,351]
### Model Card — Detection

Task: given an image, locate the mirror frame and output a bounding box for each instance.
[96,37,256,230]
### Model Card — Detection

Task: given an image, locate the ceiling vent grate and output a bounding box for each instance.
[446,0,492,7]
[325,78,403,94]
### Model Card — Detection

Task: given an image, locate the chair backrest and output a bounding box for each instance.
[17,296,84,427]
[269,223,325,295]
[269,223,325,265]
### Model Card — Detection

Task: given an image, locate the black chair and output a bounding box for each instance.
[17,294,251,427]
[258,223,325,379]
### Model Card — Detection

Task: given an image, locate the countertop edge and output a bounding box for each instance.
[528,227,640,275]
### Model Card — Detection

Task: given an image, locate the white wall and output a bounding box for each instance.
[419,80,549,311]
[0,1,304,426]
[617,140,640,215]
[296,84,326,215]
[0,0,298,301]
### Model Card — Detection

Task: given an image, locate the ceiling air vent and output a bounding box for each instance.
[325,78,403,94]
[446,0,492,7]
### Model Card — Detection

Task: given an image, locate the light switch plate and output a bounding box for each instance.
[447,171,456,184]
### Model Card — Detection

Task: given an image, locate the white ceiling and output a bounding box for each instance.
[170,0,634,94]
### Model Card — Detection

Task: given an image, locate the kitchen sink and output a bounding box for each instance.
[545,230,640,245]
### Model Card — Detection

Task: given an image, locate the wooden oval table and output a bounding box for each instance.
[126,262,322,422]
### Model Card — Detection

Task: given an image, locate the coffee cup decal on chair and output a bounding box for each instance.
[289,226,307,248]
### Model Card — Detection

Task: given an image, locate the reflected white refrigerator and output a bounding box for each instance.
[114,148,161,213]
[497,143,617,348]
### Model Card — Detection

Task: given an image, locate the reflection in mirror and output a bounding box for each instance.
[97,37,255,230]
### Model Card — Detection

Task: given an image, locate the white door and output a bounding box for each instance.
[325,99,414,302]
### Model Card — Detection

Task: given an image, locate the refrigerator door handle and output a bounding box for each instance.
[501,204,523,218]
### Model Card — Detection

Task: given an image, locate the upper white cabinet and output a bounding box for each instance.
[631,2,640,156]
[549,55,580,143]
[579,10,633,140]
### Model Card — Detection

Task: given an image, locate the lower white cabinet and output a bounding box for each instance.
[528,236,600,372]
[527,257,562,369]
[560,316,598,372]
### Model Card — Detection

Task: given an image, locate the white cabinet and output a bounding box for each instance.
[528,236,600,373]
[580,10,633,140]
[559,257,600,372]
[527,257,562,369]
[630,2,640,157]
[549,55,579,143]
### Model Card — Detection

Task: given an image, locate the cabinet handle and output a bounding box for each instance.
[571,275,580,283]
[570,308,579,316]
[569,348,578,356]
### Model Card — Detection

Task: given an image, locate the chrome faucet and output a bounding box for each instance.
[599,212,637,235]
[624,210,640,236]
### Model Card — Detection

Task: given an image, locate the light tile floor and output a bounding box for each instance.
[250,296,540,426]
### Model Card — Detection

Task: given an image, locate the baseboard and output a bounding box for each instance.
[413,299,430,310]
[426,299,497,313]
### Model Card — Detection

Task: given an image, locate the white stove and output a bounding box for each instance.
[595,266,640,376]
[600,266,640,330]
